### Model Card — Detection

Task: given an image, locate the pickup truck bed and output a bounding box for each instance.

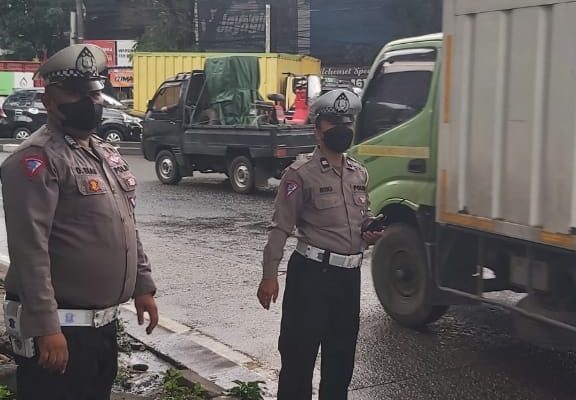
[180,124,315,159]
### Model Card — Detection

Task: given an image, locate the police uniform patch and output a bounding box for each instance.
[21,155,46,178]
[127,177,136,187]
[285,181,300,198]
[334,93,351,114]
[88,179,102,193]
[108,154,122,166]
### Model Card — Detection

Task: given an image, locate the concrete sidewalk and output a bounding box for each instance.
[0,257,274,399]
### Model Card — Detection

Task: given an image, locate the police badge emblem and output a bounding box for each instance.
[76,47,97,76]
[88,179,102,193]
[334,93,350,114]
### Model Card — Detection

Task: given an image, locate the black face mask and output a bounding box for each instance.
[322,126,354,153]
[58,97,103,132]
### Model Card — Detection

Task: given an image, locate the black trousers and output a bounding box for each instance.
[278,252,361,400]
[15,322,118,400]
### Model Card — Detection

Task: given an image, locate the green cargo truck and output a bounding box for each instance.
[349,0,576,351]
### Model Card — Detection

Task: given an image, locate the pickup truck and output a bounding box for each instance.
[141,57,316,194]
[349,0,576,351]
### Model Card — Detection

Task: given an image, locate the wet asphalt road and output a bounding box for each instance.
[1,153,576,399]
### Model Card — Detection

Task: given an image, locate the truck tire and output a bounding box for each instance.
[228,155,255,194]
[372,223,448,328]
[155,150,182,185]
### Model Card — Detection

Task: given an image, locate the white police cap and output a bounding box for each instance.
[309,89,362,124]
[34,44,108,91]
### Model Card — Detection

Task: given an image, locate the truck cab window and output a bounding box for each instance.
[151,83,183,114]
[357,49,437,143]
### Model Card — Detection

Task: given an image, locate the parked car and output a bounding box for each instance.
[0,89,142,142]
[102,93,129,110]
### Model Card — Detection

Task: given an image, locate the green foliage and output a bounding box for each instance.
[227,380,266,400]
[114,365,132,391]
[162,369,207,400]
[116,319,133,356]
[0,385,13,400]
[135,0,235,52]
[0,0,71,60]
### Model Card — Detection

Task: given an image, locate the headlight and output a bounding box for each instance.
[121,113,142,124]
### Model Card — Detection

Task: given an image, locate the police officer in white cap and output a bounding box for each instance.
[1,44,159,400]
[258,90,384,400]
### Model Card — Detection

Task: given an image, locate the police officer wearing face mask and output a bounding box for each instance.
[257,90,384,400]
[0,44,159,400]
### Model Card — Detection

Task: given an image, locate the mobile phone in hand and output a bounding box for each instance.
[363,214,387,232]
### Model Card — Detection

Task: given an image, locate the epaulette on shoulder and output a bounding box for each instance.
[91,134,106,144]
[289,153,314,171]
[15,127,51,153]
[346,155,367,170]
[345,154,362,166]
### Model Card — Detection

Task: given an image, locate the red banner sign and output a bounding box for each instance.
[83,40,116,68]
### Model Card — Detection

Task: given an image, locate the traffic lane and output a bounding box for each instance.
[128,156,289,372]
[351,300,576,400]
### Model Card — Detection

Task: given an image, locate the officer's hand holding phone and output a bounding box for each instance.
[362,214,387,245]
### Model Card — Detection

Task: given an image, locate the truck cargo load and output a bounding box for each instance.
[133,52,321,113]
[204,56,261,126]
[440,0,576,250]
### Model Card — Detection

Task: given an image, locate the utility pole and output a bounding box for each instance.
[265,3,271,53]
[75,0,85,44]
[194,0,200,49]
[70,11,77,45]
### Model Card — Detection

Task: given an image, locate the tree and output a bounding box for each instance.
[135,0,198,52]
[135,0,236,52]
[0,0,71,60]
[135,0,270,52]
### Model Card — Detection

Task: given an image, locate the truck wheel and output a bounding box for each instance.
[229,155,255,194]
[155,150,182,185]
[372,223,448,328]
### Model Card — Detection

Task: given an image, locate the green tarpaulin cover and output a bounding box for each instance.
[204,56,261,125]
